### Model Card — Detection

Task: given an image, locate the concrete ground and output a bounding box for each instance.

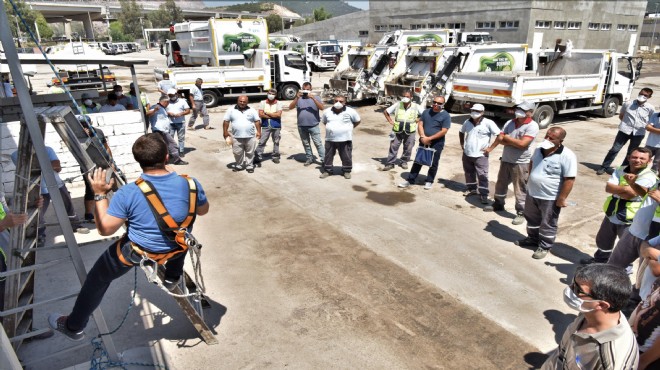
[12,48,660,369]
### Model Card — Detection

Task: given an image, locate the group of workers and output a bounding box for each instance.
[3,72,658,368]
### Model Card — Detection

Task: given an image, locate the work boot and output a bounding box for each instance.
[163,276,181,291]
[382,164,395,171]
[319,172,331,179]
[596,167,607,175]
[512,212,525,225]
[484,202,505,212]
[304,159,314,166]
[400,162,408,169]
[480,195,489,204]
[463,189,477,197]
[343,172,351,179]
[273,157,280,164]
[48,314,84,341]
[532,247,549,259]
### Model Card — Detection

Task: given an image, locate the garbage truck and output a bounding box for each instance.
[450,48,642,128]
[156,18,310,106]
[285,40,343,71]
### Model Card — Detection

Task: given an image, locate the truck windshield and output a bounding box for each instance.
[284,54,307,70]
[319,45,341,54]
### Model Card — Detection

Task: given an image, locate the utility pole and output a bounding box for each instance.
[280,1,285,34]
[652,2,659,50]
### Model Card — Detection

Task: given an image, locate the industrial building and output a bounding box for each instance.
[290,1,647,53]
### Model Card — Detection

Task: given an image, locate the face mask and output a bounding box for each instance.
[333,102,344,110]
[115,91,123,97]
[84,99,93,106]
[401,97,411,104]
[638,95,648,103]
[267,94,276,100]
[169,96,177,102]
[470,111,482,119]
[539,139,555,150]
[563,286,598,313]
[515,109,526,118]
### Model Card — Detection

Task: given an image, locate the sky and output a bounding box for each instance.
[204,1,370,10]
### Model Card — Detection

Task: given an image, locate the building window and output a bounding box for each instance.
[629,24,638,31]
[554,21,566,29]
[389,24,403,30]
[476,21,495,30]
[535,20,551,29]
[588,23,600,30]
[374,24,387,32]
[410,24,426,30]
[567,21,581,29]
[617,24,627,31]
[359,30,368,37]
[499,20,519,29]
[428,23,445,29]
[600,23,611,31]
[448,22,465,30]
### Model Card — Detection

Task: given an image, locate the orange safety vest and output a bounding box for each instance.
[117,175,198,266]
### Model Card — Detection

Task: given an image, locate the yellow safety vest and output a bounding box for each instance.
[603,166,656,224]
[393,102,420,133]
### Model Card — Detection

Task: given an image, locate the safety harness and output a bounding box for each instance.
[117,175,198,267]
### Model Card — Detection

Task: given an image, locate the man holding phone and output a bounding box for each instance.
[289,82,325,166]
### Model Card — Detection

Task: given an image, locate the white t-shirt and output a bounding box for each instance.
[223,105,260,138]
[460,117,500,158]
[158,79,176,93]
[166,98,190,124]
[321,107,361,142]
[189,85,204,101]
[527,146,578,200]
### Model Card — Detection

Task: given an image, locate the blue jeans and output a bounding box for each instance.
[297,125,325,161]
[408,139,444,183]
[601,131,644,168]
[169,123,186,154]
[66,237,187,331]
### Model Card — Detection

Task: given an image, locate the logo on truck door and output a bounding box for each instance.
[478,52,515,72]
[406,34,444,43]
[222,33,261,52]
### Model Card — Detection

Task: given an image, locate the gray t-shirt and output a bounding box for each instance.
[501,119,539,164]
[527,146,578,200]
[295,96,322,127]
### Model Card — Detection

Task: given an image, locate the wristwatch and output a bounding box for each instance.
[94,194,108,201]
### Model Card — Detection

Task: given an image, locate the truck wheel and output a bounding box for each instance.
[601,96,619,118]
[203,90,219,108]
[533,105,554,129]
[280,84,299,100]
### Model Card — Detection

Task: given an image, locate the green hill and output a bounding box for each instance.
[204,1,361,17]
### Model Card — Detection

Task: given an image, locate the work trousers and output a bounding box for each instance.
[601,131,644,169]
[408,140,444,184]
[256,127,281,158]
[462,154,490,196]
[66,238,186,332]
[386,131,416,165]
[607,229,644,269]
[39,186,80,238]
[593,217,629,263]
[155,131,181,163]
[298,125,325,161]
[232,137,257,169]
[493,162,530,214]
[169,123,186,154]
[324,141,352,173]
[188,100,210,128]
[524,195,561,251]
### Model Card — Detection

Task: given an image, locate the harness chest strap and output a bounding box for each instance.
[118,175,198,266]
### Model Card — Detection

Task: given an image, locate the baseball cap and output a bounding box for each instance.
[471,103,485,112]
[81,92,91,99]
[517,100,535,111]
[167,88,177,95]
[129,82,135,89]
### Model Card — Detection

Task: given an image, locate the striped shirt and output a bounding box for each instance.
[542,313,638,370]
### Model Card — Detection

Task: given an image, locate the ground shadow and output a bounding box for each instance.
[483,220,525,243]
[579,161,606,173]
[437,177,465,192]
[547,242,592,266]
[544,309,576,346]
[371,156,389,166]
[524,351,550,369]
[286,153,322,165]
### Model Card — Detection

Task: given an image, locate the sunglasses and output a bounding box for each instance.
[571,279,595,299]
[432,102,444,105]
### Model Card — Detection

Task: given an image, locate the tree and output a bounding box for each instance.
[4,0,41,39]
[118,0,143,39]
[147,0,183,28]
[266,14,283,33]
[35,14,53,39]
[109,21,133,42]
[313,7,332,22]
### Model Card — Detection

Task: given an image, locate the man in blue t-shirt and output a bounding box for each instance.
[48,133,210,341]
[289,82,325,166]
[398,95,452,190]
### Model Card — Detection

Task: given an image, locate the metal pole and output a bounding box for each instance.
[34,21,41,43]
[652,3,659,50]
[280,1,285,33]
[0,0,118,361]
[88,12,95,40]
